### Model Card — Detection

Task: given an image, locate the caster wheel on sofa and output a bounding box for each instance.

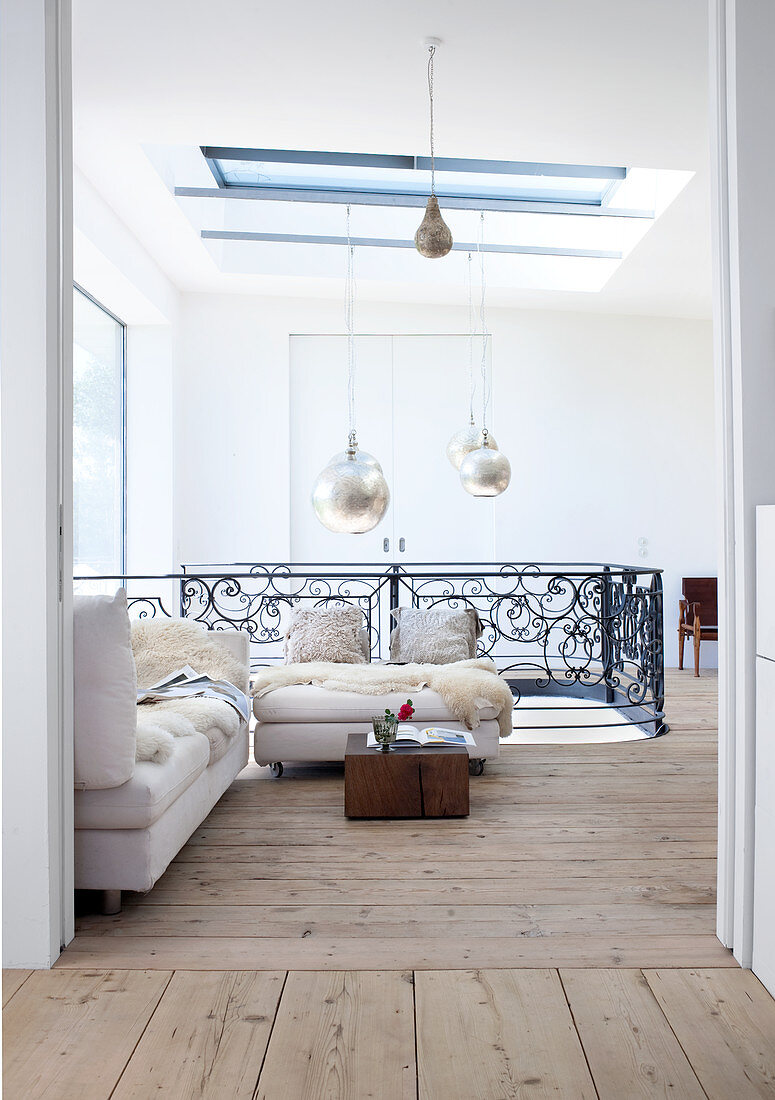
[469,758,486,777]
[269,761,284,777]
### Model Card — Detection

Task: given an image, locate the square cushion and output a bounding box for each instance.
[74,731,210,830]
[74,588,137,790]
[389,606,481,664]
[284,605,367,664]
[253,684,497,724]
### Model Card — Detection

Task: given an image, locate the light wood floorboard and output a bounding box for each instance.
[254,971,416,1100]
[645,968,775,1098]
[2,969,32,1007]
[6,965,775,1097]
[416,968,597,1100]
[111,970,285,1099]
[2,969,171,1100]
[561,967,707,1098]
[60,668,725,972]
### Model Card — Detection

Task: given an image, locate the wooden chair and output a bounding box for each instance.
[678,577,718,676]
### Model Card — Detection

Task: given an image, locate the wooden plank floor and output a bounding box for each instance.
[6,669,775,1096]
[59,668,729,971]
[6,965,775,1098]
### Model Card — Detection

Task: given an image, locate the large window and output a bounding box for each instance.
[73,286,126,574]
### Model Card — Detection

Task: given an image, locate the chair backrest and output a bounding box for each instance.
[681,577,718,623]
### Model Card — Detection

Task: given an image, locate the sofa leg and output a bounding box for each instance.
[469,758,486,777]
[102,890,121,916]
[269,762,284,777]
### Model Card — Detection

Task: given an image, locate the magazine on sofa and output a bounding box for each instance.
[366,724,477,749]
[137,664,251,723]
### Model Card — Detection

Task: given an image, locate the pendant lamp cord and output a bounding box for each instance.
[345,204,356,447]
[477,212,491,435]
[427,44,437,196]
[467,251,476,426]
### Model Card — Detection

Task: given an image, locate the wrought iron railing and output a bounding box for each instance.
[74,562,666,736]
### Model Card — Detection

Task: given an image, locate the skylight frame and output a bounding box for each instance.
[199,145,631,213]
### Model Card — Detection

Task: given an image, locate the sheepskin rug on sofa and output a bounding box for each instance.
[251,657,514,738]
[132,619,248,764]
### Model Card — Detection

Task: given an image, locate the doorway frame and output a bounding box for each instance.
[0,0,756,971]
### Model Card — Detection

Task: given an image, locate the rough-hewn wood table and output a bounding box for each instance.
[344,733,470,818]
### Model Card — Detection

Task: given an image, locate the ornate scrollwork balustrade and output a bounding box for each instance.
[74,562,666,735]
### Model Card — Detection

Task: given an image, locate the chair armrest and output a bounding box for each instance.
[679,598,688,627]
[689,602,702,629]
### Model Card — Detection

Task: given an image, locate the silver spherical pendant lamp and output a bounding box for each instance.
[313,434,390,533]
[327,448,383,473]
[457,215,511,497]
[415,40,453,259]
[311,206,390,534]
[460,430,511,497]
[446,419,498,470]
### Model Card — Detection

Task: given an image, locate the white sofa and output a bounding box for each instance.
[253,684,500,773]
[73,593,249,907]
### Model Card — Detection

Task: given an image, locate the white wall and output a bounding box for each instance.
[175,293,715,666]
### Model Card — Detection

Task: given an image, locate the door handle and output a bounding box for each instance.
[399,537,406,553]
[383,538,390,553]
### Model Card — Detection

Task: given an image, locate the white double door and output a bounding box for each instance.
[289,335,495,563]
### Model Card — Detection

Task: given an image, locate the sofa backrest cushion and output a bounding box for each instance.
[74,588,138,790]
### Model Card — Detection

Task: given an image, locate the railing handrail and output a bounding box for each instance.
[75,562,664,582]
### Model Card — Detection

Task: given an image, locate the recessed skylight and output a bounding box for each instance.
[146,142,693,293]
[201,146,628,211]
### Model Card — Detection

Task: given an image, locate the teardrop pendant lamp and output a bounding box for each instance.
[460,214,511,497]
[415,38,453,259]
[311,207,390,533]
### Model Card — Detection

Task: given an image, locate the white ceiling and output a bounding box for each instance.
[72,0,712,317]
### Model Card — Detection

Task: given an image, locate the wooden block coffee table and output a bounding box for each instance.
[344,733,469,818]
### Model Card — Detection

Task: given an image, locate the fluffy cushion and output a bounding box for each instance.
[284,605,367,665]
[389,606,481,664]
[131,618,249,692]
[74,589,137,790]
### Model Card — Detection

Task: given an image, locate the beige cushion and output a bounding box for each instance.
[74,731,210,830]
[389,606,481,664]
[74,588,138,790]
[284,605,367,664]
[254,683,497,724]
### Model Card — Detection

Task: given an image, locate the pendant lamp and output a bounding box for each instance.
[447,252,497,468]
[415,39,453,259]
[460,215,511,497]
[312,208,390,533]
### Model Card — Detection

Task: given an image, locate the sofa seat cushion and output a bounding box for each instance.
[253,684,498,724]
[75,731,210,830]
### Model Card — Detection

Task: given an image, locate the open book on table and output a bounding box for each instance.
[366,724,477,749]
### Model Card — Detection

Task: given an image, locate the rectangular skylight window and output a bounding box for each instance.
[201,146,627,210]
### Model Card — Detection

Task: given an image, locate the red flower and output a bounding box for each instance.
[398,700,415,721]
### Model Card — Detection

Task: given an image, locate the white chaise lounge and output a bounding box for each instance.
[253,685,501,773]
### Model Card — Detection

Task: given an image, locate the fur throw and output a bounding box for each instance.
[251,657,514,738]
[131,618,249,691]
[132,619,248,764]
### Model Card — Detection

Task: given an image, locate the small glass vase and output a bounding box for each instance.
[371,715,398,752]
